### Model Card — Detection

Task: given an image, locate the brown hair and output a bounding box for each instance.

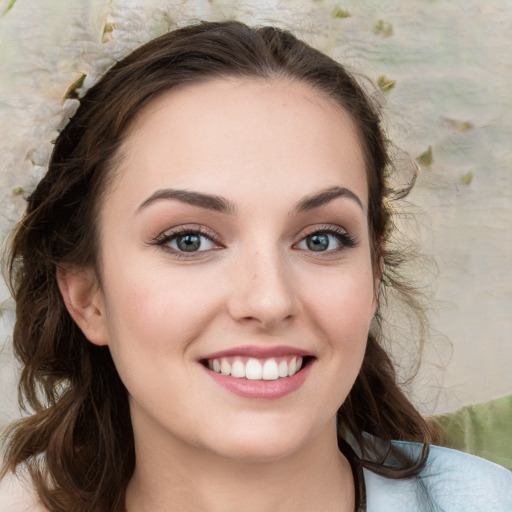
[2,20,434,511]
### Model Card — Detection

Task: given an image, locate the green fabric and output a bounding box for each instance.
[431,394,512,471]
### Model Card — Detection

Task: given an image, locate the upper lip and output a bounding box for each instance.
[202,345,314,360]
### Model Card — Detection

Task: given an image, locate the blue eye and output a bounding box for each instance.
[305,233,331,251]
[296,229,356,253]
[157,230,217,253]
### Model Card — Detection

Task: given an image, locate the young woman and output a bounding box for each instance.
[1,21,511,512]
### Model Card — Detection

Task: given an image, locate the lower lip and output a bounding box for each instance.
[202,362,312,400]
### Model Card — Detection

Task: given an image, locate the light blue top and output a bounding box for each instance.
[364,442,512,511]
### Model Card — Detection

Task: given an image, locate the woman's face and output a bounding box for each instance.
[90,79,377,461]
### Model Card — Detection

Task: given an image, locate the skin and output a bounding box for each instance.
[59,78,379,512]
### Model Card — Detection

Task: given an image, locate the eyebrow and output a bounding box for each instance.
[291,186,364,214]
[136,189,236,214]
[136,185,364,215]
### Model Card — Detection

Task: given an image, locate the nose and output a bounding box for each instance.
[227,248,299,331]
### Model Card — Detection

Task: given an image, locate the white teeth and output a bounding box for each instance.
[245,358,263,380]
[262,359,279,380]
[288,357,297,376]
[220,358,231,375]
[278,360,288,378]
[231,359,246,378]
[208,355,306,380]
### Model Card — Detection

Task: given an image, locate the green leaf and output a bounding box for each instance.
[373,19,393,37]
[431,395,512,471]
[63,73,87,101]
[332,7,350,19]
[416,146,433,167]
[2,0,17,16]
[447,119,473,132]
[12,187,23,196]
[102,22,115,43]
[377,75,396,92]
[460,172,473,185]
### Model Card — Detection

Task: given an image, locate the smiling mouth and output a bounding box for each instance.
[201,356,315,381]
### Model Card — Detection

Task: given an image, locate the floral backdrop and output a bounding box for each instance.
[1,0,511,427]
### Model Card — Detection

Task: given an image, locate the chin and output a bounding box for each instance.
[202,415,324,463]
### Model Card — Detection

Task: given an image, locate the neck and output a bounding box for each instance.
[125,418,355,512]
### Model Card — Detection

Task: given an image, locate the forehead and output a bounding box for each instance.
[107,78,368,211]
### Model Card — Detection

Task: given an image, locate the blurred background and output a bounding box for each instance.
[1,0,511,432]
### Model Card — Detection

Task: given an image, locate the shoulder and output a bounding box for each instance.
[0,470,47,512]
[364,442,512,512]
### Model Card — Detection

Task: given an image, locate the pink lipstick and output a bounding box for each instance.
[200,345,314,400]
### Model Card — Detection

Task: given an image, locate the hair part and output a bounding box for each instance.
[2,20,434,511]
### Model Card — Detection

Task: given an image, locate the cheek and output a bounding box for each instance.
[98,274,202,410]
[300,262,374,376]
[291,264,374,422]
[100,264,222,359]
[305,264,375,330]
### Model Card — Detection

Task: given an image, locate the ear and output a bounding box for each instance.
[56,265,109,346]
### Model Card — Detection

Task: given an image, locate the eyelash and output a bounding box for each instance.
[297,225,357,253]
[151,226,222,259]
[151,225,357,258]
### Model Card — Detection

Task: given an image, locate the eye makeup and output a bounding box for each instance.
[148,225,224,259]
[294,224,358,253]
[148,221,358,262]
